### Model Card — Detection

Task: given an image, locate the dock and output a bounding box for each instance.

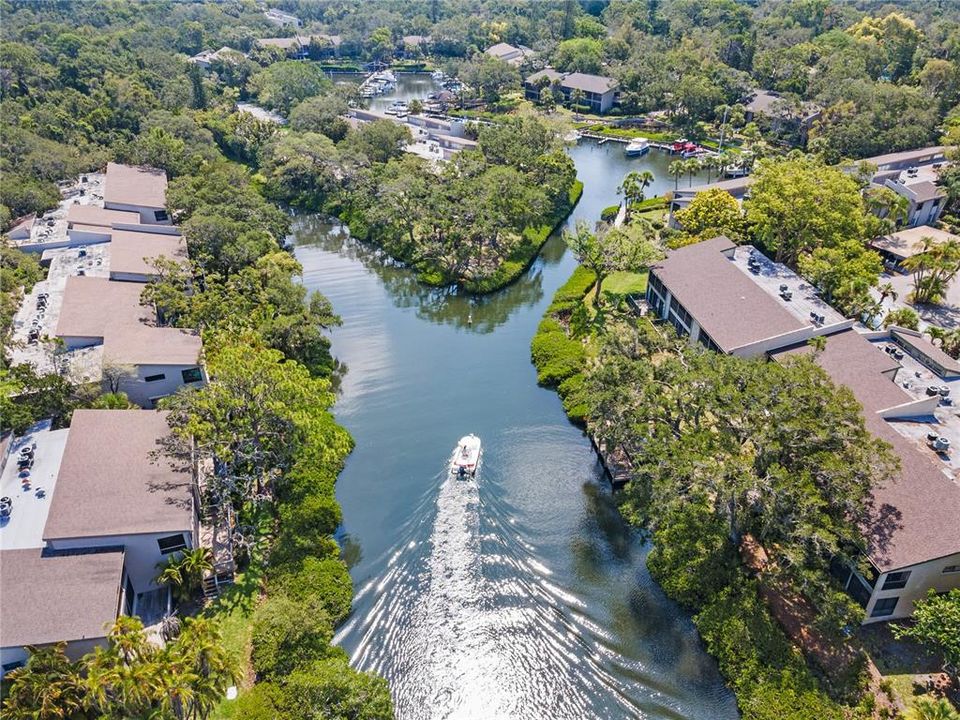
[588,431,633,488]
[575,132,713,155]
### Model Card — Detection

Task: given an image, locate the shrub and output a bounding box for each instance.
[251,594,335,679]
[647,505,737,608]
[530,321,584,386]
[272,493,343,565]
[268,556,353,624]
[600,205,619,223]
[281,658,393,720]
[547,266,595,314]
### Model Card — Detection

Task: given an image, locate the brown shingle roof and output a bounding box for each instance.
[109,230,188,278]
[772,329,960,570]
[103,163,167,210]
[651,236,804,352]
[43,410,194,540]
[892,327,960,376]
[66,205,141,228]
[0,548,123,647]
[562,72,618,95]
[770,329,911,415]
[55,276,201,366]
[870,225,960,261]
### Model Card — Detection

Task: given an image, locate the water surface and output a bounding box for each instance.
[294,94,733,719]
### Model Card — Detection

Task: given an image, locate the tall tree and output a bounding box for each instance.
[564,220,661,306]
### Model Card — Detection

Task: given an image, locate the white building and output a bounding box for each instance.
[103,163,170,225]
[0,411,233,675]
[55,276,206,407]
[648,237,960,623]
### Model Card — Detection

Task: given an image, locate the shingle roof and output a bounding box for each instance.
[525,68,564,85]
[43,410,195,540]
[772,329,960,570]
[103,163,167,210]
[109,230,188,278]
[906,180,946,204]
[892,327,960,376]
[0,548,123,647]
[870,225,960,261]
[650,236,804,352]
[864,146,947,170]
[561,71,618,95]
[66,205,140,228]
[257,37,301,49]
[56,276,201,366]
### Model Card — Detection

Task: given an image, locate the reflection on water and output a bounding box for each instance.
[295,214,548,334]
[296,138,737,719]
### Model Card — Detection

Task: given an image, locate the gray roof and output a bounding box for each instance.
[108,229,188,278]
[104,163,167,210]
[907,180,946,204]
[43,410,195,540]
[892,327,960,376]
[0,548,122,648]
[870,225,960,261]
[561,72,618,95]
[863,146,948,170]
[525,68,564,85]
[650,236,804,352]
[772,329,960,570]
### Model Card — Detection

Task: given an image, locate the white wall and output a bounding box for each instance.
[114,363,207,408]
[863,552,960,623]
[46,531,195,593]
[1,637,108,677]
[102,201,170,225]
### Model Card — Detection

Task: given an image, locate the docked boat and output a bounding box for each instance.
[451,434,482,478]
[624,137,650,156]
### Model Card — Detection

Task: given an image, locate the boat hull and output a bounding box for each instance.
[452,434,482,477]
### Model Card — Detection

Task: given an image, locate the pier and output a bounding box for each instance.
[588,432,633,488]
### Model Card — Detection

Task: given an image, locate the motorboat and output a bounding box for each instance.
[624,137,650,156]
[451,434,482,478]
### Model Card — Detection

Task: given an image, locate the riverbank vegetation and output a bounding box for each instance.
[0,4,393,718]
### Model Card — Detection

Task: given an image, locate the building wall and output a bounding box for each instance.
[46,531,196,593]
[863,552,960,623]
[114,363,207,408]
[102,201,170,226]
[1,637,107,677]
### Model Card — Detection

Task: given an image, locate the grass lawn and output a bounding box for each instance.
[585,270,648,318]
[633,208,668,224]
[206,508,272,719]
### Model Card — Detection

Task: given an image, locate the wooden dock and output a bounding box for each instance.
[588,431,633,488]
[575,132,711,156]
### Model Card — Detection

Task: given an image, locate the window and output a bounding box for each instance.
[154,209,169,222]
[181,367,203,383]
[2,660,24,673]
[943,565,960,574]
[157,533,187,555]
[144,373,166,382]
[871,596,899,618]
[882,570,911,590]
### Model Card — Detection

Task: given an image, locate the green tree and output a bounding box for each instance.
[894,588,960,670]
[459,55,520,104]
[745,156,867,265]
[564,220,661,307]
[155,546,214,604]
[342,119,411,164]
[251,594,336,679]
[797,239,883,316]
[902,238,960,305]
[883,306,920,330]
[913,698,960,720]
[1,643,86,719]
[250,61,331,114]
[674,187,745,239]
[289,93,351,142]
[619,170,654,206]
[553,37,603,74]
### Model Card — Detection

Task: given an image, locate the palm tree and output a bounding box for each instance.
[877,282,898,305]
[684,158,699,187]
[668,160,685,191]
[570,87,585,115]
[1,643,87,718]
[156,547,213,604]
[619,170,655,206]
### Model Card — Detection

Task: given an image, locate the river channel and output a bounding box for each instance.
[294,75,733,720]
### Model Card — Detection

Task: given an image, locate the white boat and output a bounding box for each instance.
[451,434,481,478]
[624,137,650,156]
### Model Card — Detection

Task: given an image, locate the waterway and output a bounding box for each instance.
[293,75,732,720]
